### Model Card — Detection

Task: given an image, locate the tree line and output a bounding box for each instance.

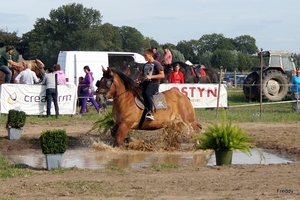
[1,3,299,72]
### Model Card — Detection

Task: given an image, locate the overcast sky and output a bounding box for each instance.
[1,0,299,53]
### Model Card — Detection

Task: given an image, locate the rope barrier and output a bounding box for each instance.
[228,100,298,108]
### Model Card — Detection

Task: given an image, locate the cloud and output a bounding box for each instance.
[0,13,28,23]
[275,37,295,42]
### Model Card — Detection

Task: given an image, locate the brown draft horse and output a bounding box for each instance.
[98,67,201,147]
[0,59,45,84]
[162,61,220,84]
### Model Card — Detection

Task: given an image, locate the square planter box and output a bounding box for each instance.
[45,154,63,170]
[8,128,22,140]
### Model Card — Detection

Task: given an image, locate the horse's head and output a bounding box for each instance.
[97,66,141,100]
[33,59,45,78]
[96,66,116,99]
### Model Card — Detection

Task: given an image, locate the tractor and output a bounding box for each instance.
[243,50,296,102]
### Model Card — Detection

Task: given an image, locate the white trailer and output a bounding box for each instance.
[56,51,146,86]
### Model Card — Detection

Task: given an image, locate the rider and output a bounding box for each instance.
[136,48,164,121]
[161,45,172,69]
[0,46,23,83]
[151,46,161,61]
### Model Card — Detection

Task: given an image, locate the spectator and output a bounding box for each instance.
[161,45,172,69]
[168,63,184,83]
[291,68,300,111]
[15,62,39,84]
[136,48,164,121]
[54,64,66,85]
[151,46,161,61]
[77,76,89,113]
[0,46,23,83]
[77,65,99,115]
[42,68,59,118]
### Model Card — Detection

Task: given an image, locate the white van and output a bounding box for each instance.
[56,51,146,86]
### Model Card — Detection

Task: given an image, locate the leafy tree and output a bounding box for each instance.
[199,33,226,52]
[198,51,213,68]
[233,35,258,55]
[171,49,185,63]
[211,49,235,71]
[149,39,160,49]
[118,26,145,53]
[235,52,254,72]
[217,37,235,51]
[99,23,123,51]
[19,30,44,60]
[0,29,20,48]
[24,3,104,67]
[176,40,196,63]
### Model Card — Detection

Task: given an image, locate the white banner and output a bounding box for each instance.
[0,84,77,115]
[159,84,228,108]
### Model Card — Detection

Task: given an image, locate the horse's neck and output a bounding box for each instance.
[112,91,135,110]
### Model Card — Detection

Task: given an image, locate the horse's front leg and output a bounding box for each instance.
[113,123,133,147]
[110,124,118,138]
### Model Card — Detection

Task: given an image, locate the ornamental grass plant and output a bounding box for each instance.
[193,108,263,157]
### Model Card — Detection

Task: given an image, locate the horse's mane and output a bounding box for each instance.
[108,69,143,99]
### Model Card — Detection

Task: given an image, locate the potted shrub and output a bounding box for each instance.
[40,129,68,170]
[6,109,27,140]
[193,109,264,165]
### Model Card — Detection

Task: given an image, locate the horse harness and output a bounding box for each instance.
[100,77,127,100]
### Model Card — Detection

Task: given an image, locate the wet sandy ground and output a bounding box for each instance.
[0,120,300,199]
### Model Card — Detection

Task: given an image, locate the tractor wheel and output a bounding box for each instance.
[258,70,288,101]
[243,72,259,101]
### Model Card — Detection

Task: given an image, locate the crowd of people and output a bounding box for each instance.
[2,44,300,120]
[0,45,106,118]
[151,45,181,83]
[150,45,207,84]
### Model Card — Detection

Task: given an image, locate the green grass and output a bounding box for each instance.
[196,88,300,123]
[149,164,179,171]
[0,154,32,178]
[0,90,299,127]
[0,107,104,127]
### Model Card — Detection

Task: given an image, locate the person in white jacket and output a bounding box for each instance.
[15,62,39,84]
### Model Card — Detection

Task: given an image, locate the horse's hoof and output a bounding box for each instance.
[113,141,120,148]
[124,138,130,143]
[111,129,117,137]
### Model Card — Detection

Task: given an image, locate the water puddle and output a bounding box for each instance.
[206,149,292,165]
[5,148,209,169]
[5,148,293,170]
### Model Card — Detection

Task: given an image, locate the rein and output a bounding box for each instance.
[112,90,127,100]
[107,80,127,100]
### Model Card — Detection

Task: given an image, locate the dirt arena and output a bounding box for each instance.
[0,120,299,200]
